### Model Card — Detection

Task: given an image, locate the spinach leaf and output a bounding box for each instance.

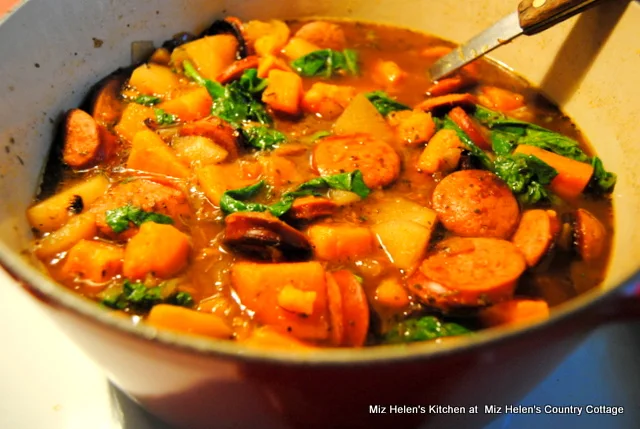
[220,171,371,217]
[309,130,332,142]
[297,170,370,199]
[219,181,270,215]
[166,291,195,308]
[154,108,178,125]
[291,49,359,78]
[133,95,162,106]
[242,126,287,150]
[473,105,617,195]
[237,68,269,94]
[473,105,590,162]
[101,280,194,312]
[442,116,494,171]
[105,205,174,233]
[183,60,225,98]
[364,91,410,117]
[589,156,617,193]
[342,49,359,75]
[211,76,271,126]
[493,154,558,204]
[385,316,471,344]
[184,60,270,126]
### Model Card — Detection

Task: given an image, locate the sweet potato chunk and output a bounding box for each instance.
[61,239,124,283]
[231,261,330,340]
[123,222,191,279]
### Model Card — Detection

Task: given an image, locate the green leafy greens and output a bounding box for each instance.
[133,95,162,106]
[493,154,558,204]
[242,126,287,150]
[184,60,270,125]
[365,91,410,117]
[442,116,494,171]
[385,316,471,344]
[220,171,370,217]
[105,204,174,233]
[291,49,359,78]
[590,156,617,193]
[154,108,177,125]
[445,105,616,198]
[472,105,590,161]
[101,280,194,312]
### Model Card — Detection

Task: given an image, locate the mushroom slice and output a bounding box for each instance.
[224,212,312,261]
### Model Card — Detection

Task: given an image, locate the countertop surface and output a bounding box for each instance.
[1,267,639,429]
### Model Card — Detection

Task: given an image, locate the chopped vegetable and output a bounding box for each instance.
[61,240,124,284]
[242,125,287,150]
[479,299,549,327]
[261,69,303,115]
[123,222,191,280]
[290,49,359,78]
[364,91,410,116]
[105,204,174,233]
[472,105,590,161]
[514,145,594,200]
[147,304,233,339]
[231,261,330,340]
[307,224,374,261]
[127,129,190,178]
[219,170,370,217]
[590,156,617,193]
[185,62,272,126]
[155,88,212,122]
[493,154,558,204]
[129,63,180,97]
[385,315,471,344]
[133,95,162,106]
[27,175,109,233]
[154,108,178,125]
[101,279,194,311]
[441,116,493,170]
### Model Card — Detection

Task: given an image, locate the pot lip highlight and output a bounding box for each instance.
[1,239,635,366]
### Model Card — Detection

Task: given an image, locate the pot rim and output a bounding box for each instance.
[1,239,636,366]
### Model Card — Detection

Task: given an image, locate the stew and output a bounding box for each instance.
[26,18,616,348]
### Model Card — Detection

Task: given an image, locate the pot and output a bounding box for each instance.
[1,0,639,428]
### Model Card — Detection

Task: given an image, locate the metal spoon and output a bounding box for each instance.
[429,0,611,81]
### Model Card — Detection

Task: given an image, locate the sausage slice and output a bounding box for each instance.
[224,211,312,261]
[409,237,526,309]
[288,196,337,221]
[432,169,520,239]
[512,209,560,267]
[574,208,606,261]
[312,134,401,188]
[63,109,103,169]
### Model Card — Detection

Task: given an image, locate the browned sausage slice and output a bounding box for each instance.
[574,208,606,261]
[288,196,337,221]
[91,73,126,125]
[512,209,560,267]
[216,55,260,83]
[224,211,312,261]
[180,116,241,160]
[415,93,477,113]
[432,169,520,239]
[409,237,526,309]
[63,109,106,169]
[312,134,401,188]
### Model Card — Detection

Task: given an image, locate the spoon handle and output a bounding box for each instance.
[518,0,607,34]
